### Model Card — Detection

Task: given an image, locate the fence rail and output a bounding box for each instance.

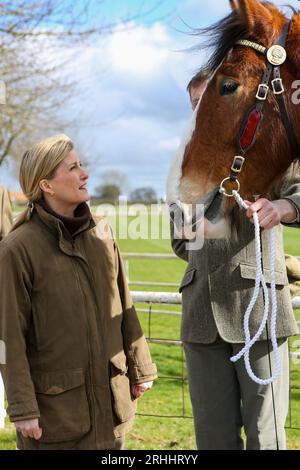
[123,253,179,289]
[132,292,300,309]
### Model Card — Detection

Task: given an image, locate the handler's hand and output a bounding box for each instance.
[131,381,153,399]
[244,198,297,230]
[14,418,42,440]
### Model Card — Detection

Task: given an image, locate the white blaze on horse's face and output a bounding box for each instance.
[166,79,230,240]
[166,99,201,207]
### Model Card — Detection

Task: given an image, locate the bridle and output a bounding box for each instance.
[171,20,299,224]
[220,20,299,198]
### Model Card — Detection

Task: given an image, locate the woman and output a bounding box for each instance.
[0,134,157,450]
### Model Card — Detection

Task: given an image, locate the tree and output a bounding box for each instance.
[94,184,120,203]
[129,187,157,203]
[97,170,129,195]
[0,1,162,167]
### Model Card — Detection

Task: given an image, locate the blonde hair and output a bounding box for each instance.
[11,134,74,232]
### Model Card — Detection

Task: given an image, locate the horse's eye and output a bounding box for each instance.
[220,81,239,96]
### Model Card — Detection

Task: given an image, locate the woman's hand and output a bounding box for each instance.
[131,381,153,399]
[14,418,42,440]
[245,198,297,230]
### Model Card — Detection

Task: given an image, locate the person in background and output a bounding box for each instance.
[0,186,13,240]
[285,254,300,298]
[0,134,157,450]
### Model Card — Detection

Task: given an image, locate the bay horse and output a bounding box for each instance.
[167,0,300,239]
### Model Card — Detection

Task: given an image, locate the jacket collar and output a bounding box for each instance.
[33,202,96,255]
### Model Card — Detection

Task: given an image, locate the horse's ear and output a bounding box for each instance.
[229,0,274,38]
[229,0,239,12]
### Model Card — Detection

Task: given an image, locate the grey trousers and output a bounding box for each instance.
[184,336,289,450]
[114,436,125,450]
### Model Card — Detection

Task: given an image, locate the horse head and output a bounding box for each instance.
[167,0,300,240]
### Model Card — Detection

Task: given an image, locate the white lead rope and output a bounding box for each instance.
[225,189,281,385]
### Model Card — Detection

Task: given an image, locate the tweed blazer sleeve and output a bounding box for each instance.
[277,161,300,228]
[170,218,189,262]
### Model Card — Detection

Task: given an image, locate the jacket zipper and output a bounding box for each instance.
[71,255,98,445]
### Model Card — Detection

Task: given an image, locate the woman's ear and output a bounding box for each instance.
[39,179,54,196]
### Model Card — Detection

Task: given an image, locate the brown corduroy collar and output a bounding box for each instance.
[35,199,93,237]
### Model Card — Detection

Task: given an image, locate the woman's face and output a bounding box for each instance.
[47,150,90,205]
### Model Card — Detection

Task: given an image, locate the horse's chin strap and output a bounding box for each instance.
[226,189,281,385]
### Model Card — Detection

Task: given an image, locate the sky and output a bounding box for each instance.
[1,0,299,197]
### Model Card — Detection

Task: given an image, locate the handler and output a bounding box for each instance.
[170,72,300,450]
[0,134,157,450]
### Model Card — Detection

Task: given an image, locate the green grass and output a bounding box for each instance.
[0,217,299,450]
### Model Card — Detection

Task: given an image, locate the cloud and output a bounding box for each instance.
[158,137,181,151]
[64,21,201,197]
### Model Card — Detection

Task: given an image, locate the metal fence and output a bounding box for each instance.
[131,290,300,430]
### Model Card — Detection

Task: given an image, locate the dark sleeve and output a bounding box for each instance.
[169,202,189,262]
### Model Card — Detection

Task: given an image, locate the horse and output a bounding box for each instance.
[167,0,300,240]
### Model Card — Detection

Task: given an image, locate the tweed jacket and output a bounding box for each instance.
[171,163,300,344]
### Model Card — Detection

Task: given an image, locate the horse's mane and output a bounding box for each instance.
[192,11,248,74]
[192,2,299,76]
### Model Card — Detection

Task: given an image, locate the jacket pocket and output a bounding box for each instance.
[110,353,136,423]
[239,263,288,286]
[179,267,197,293]
[32,369,91,443]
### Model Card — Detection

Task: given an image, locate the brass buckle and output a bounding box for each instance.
[256,84,269,101]
[220,177,240,197]
[231,156,245,174]
[271,78,284,95]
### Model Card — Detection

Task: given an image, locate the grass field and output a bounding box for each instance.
[0,210,299,450]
